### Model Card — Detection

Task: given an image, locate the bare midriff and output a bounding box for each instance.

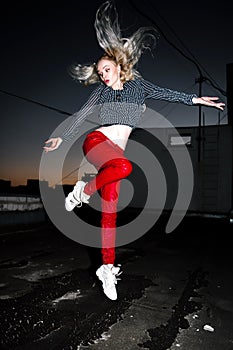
[96,124,132,150]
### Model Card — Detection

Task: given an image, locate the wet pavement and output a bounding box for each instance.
[0,215,233,349]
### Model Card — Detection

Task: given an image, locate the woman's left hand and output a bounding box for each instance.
[192,96,225,110]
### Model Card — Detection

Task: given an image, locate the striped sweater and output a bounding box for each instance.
[61,78,197,141]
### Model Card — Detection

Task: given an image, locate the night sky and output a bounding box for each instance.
[1,0,232,186]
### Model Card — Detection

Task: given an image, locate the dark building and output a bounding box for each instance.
[27,179,40,195]
[0,179,11,194]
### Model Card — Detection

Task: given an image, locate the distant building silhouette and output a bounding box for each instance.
[0,179,11,194]
[27,179,40,195]
[0,179,50,196]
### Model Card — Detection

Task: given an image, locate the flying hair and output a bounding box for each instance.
[69,1,159,85]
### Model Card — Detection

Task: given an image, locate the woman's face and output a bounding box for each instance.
[97,59,121,89]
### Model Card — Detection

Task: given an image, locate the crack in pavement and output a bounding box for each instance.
[138,267,208,350]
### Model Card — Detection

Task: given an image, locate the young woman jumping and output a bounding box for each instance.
[43,1,225,300]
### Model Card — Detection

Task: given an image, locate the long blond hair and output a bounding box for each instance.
[69,1,159,85]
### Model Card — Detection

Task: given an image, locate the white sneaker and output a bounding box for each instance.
[65,181,89,211]
[96,264,122,300]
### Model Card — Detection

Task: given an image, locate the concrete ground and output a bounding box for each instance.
[0,215,233,350]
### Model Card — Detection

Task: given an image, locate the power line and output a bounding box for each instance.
[128,0,227,97]
[0,88,98,186]
[147,0,226,97]
[205,78,226,97]
[52,161,90,187]
[128,1,201,72]
[0,88,71,116]
[0,88,98,125]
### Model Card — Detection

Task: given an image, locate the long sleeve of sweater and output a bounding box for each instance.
[140,79,197,105]
[60,84,103,142]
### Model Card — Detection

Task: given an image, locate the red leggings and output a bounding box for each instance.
[82,131,133,264]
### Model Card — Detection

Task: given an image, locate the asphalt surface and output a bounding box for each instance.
[0,215,233,350]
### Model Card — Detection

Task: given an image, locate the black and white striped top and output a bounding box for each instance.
[61,78,197,141]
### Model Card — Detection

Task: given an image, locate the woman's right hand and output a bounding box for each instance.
[43,137,63,153]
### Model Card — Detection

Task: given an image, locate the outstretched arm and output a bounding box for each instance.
[192,96,225,110]
[140,79,225,110]
[141,78,197,105]
[43,84,103,152]
[60,84,103,142]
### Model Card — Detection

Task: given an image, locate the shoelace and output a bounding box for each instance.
[111,267,123,284]
[103,268,121,288]
[70,193,82,208]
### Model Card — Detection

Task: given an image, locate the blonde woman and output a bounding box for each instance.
[43,1,225,300]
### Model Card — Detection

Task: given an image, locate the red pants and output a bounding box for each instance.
[82,131,133,264]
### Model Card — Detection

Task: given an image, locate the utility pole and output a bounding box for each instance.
[226,63,233,222]
[195,75,206,162]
